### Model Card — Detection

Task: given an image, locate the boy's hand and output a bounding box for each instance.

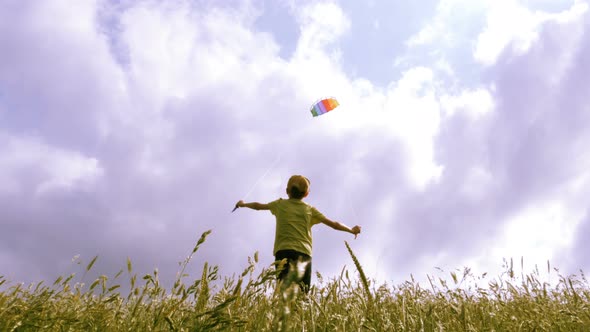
[351,225,361,239]
[232,200,245,212]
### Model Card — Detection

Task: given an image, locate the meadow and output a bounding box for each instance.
[1,230,589,331]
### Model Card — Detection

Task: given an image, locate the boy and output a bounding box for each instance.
[234,175,361,292]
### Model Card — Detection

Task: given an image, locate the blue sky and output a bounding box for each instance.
[1,0,590,290]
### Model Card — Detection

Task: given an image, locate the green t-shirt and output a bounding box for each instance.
[267,198,325,257]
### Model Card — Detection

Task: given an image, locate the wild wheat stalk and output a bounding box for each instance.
[344,241,373,305]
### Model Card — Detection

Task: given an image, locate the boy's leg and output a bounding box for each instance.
[275,250,296,282]
[275,250,312,292]
[300,257,312,293]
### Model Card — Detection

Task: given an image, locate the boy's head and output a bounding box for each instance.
[286,175,310,199]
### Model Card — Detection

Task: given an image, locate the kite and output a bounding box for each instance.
[310,97,339,117]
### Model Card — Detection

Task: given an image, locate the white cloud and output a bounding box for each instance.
[2,0,590,288]
[440,87,494,117]
[383,67,443,188]
[287,3,352,104]
[474,0,588,65]
[121,2,282,105]
[474,198,584,278]
[404,0,588,77]
[288,64,444,190]
[294,2,350,54]
[459,166,494,200]
[406,24,437,48]
[406,0,487,48]
[0,135,103,196]
[29,0,98,36]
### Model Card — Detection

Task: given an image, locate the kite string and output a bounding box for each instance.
[241,152,283,201]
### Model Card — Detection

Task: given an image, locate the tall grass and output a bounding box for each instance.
[1,230,589,331]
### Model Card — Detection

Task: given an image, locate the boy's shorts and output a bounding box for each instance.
[275,249,312,292]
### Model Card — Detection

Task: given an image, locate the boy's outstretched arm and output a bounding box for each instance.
[319,216,362,239]
[234,200,270,211]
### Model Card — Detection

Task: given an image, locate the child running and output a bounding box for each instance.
[234,175,361,292]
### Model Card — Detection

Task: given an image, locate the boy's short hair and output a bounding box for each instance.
[287,175,310,199]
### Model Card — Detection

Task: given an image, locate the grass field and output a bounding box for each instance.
[1,230,589,331]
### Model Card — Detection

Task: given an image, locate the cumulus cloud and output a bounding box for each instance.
[0,134,103,196]
[1,0,590,290]
[474,0,589,65]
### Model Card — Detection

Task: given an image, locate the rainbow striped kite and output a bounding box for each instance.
[310,97,339,117]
